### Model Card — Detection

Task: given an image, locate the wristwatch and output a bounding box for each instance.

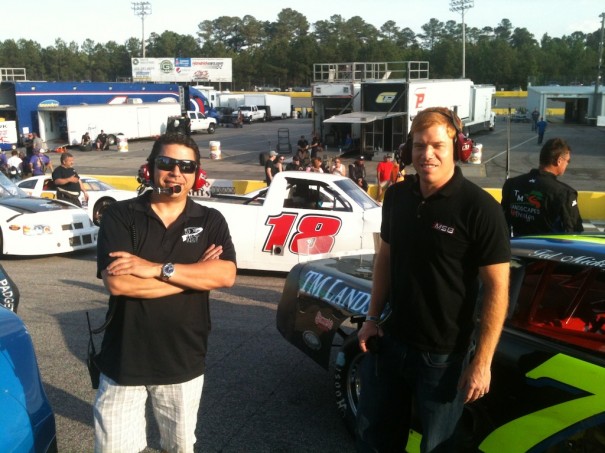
[161,263,175,281]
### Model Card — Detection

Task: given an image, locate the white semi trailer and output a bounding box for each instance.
[37,102,181,146]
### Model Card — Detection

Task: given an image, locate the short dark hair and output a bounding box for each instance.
[539,138,570,166]
[147,133,201,173]
[60,152,74,164]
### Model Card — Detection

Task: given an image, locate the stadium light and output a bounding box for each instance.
[132,2,152,58]
[449,0,474,78]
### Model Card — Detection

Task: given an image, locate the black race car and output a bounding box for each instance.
[276,235,605,451]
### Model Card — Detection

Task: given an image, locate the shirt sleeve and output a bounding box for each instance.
[96,203,134,279]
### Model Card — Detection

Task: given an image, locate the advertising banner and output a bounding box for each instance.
[131,58,232,83]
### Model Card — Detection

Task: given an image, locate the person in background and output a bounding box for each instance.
[306,156,324,173]
[265,150,279,185]
[310,134,323,159]
[96,130,108,150]
[501,137,583,236]
[356,107,510,452]
[93,133,236,453]
[31,132,44,153]
[81,132,92,148]
[52,152,88,207]
[276,155,285,173]
[531,108,540,131]
[330,157,347,176]
[285,155,304,171]
[349,157,368,192]
[375,153,394,202]
[342,133,353,152]
[29,148,53,176]
[537,117,547,144]
[6,149,23,180]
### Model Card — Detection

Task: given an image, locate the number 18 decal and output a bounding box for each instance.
[264,213,342,255]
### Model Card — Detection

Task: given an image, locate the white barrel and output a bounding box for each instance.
[470,143,482,164]
[117,134,128,152]
[209,141,221,159]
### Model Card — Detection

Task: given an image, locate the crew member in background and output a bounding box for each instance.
[29,148,53,176]
[265,150,279,185]
[52,152,88,207]
[501,137,583,236]
[375,153,394,202]
[96,130,108,150]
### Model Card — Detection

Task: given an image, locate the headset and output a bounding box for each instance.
[137,162,207,191]
[400,109,473,166]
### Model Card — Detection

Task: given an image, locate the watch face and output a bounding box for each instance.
[162,263,175,278]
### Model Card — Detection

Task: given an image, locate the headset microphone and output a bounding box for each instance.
[154,186,182,195]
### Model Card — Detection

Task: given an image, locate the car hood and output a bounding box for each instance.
[0,197,78,214]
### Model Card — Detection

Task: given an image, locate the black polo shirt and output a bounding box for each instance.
[96,193,236,385]
[382,167,510,353]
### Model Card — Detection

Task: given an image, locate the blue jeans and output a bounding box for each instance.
[356,334,471,453]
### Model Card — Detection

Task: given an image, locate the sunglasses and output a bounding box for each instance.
[155,156,198,173]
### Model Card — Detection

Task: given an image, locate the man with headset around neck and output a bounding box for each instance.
[93,133,236,453]
[356,107,510,452]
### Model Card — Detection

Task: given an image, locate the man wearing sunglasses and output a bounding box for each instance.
[94,133,237,453]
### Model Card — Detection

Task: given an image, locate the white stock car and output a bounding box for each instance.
[0,173,97,257]
[17,175,137,226]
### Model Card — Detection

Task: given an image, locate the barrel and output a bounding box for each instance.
[470,143,482,164]
[209,141,221,159]
[117,134,128,152]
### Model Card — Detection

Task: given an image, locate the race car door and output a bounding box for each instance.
[252,178,366,272]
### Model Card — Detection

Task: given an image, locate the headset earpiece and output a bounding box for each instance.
[193,167,207,191]
[137,163,151,184]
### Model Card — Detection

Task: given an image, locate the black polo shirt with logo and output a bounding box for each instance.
[96,193,236,385]
[382,167,510,353]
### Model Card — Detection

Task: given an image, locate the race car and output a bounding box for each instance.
[17,175,137,226]
[276,234,605,451]
[0,265,57,453]
[0,172,98,256]
[194,171,382,272]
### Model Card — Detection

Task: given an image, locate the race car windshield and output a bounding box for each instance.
[0,172,29,198]
[334,179,381,210]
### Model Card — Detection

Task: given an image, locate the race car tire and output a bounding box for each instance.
[93,198,115,226]
[333,333,364,435]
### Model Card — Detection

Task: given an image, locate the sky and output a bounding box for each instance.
[1,0,603,48]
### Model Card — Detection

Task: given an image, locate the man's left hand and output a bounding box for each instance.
[458,360,491,403]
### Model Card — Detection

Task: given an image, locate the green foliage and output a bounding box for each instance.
[1,10,602,89]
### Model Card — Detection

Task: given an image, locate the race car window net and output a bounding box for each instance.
[508,260,605,353]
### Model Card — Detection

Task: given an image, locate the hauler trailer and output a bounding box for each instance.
[38,102,181,146]
[319,61,495,155]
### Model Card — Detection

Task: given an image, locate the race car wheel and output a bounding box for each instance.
[207,124,216,134]
[93,198,115,226]
[333,333,364,435]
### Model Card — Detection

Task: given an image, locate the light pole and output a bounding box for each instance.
[593,12,605,121]
[449,0,474,78]
[131,2,152,58]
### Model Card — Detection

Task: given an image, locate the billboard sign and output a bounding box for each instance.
[131,58,232,83]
